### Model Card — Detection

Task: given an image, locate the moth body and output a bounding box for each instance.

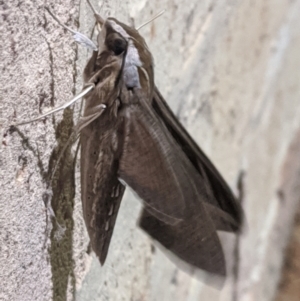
[32,4,244,278]
[78,10,243,277]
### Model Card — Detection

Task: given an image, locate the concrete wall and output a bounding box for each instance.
[1,0,300,300]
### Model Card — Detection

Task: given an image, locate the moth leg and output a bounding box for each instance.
[49,132,80,184]
[45,8,98,51]
[75,105,106,133]
[50,106,106,181]
[83,51,98,83]
[14,85,94,126]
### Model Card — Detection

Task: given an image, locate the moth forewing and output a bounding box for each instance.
[80,35,127,264]
[152,87,243,229]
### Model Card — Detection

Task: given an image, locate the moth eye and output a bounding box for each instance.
[106,33,127,55]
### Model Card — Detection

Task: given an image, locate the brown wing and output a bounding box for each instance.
[139,208,226,276]
[152,87,243,228]
[118,97,208,224]
[118,91,228,275]
[80,46,127,264]
[80,107,125,264]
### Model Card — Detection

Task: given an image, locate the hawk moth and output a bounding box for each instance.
[17,2,243,277]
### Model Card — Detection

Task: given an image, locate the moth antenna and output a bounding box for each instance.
[45,7,76,35]
[136,10,165,30]
[49,131,80,185]
[86,0,98,15]
[86,0,105,26]
[45,7,98,51]
[14,85,95,126]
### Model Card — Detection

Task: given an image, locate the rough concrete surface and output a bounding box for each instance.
[1,0,300,300]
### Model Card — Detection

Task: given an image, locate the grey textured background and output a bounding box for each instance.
[1,0,300,300]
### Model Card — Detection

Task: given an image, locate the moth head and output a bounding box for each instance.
[91,11,154,95]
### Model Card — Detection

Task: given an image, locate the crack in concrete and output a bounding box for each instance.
[10,27,79,301]
[11,109,77,301]
[45,39,55,108]
[9,126,48,180]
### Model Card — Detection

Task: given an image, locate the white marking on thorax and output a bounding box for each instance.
[123,41,142,88]
[109,20,142,88]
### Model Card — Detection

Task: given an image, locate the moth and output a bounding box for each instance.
[17,1,243,277]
